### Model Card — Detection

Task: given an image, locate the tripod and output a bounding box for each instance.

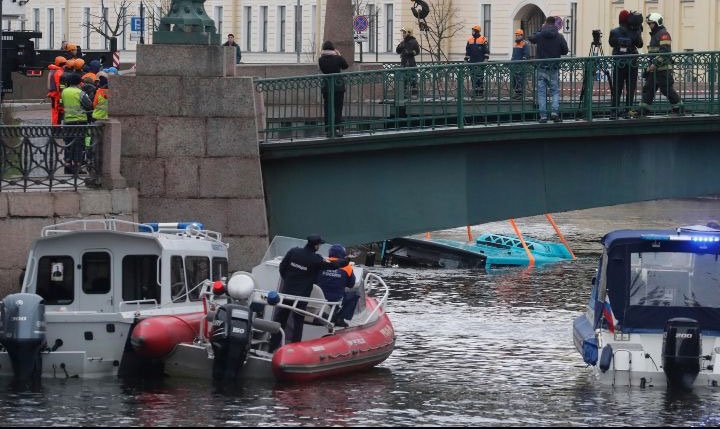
[579,40,613,112]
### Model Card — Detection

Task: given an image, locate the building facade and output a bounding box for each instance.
[1,0,717,65]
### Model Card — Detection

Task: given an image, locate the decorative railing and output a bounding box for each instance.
[255,51,720,142]
[0,125,103,191]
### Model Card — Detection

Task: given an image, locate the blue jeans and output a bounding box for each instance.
[537,67,560,117]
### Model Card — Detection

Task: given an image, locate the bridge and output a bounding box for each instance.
[256,52,720,244]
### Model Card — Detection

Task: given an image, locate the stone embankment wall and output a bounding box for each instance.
[112,45,269,272]
[0,189,138,297]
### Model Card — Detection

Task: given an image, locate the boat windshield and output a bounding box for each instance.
[261,236,333,263]
[629,252,720,308]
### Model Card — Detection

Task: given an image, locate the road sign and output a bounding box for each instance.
[353,34,368,41]
[563,16,572,34]
[353,15,369,33]
[129,32,141,41]
[131,17,144,32]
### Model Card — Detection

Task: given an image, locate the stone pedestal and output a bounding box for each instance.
[323,0,355,66]
[111,44,269,271]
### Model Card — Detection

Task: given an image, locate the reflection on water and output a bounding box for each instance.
[2,199,720,425]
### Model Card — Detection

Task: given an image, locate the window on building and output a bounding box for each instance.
[82,252,111,294]
[261,6,268,52]
[215,6,223,38]
[171,255,186,302]
[21,20,26,31]
[103,7,110,49]
[33,9,40,46]
[385,3,393,52]
[83,7,90,49]
[482,4,491,50]
[122,255,160,302]
[48,8,55,50]
[185,256,210,301]
[311,5,316,50]
[37,256,75,305]
[295,5,302,53]
[244,6,252,52]
[60,8,65,43]
[279,6,286,52]
[212,258,229,281]
[368,4,376,53]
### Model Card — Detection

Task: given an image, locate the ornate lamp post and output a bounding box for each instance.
[153,0,220,45]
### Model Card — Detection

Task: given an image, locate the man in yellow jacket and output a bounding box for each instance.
[60,73,93,174]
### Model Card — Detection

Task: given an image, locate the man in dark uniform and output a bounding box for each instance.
[608,10,643,119]
[317,244,359,327]
[269,235,347,351]
[638,13,683,116]
[465,25,490,97]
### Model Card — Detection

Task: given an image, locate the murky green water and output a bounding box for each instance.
[2,198,720,426]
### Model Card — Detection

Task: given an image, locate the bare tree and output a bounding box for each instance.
[81,0,133,46]
[142,0,173,34]
[416,0,465,62]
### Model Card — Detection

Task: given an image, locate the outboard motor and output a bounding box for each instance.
[210,272,256,381]
[0,293,46,386]
[662,318,701,390]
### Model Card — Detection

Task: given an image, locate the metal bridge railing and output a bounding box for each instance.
[255,51,720,142]
[0,125,103,192]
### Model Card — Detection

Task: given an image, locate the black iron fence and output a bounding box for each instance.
[0,125,104,191]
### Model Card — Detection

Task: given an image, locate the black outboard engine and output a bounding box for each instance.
[210,303,253,381]
[663,318,701,390]
[0,293,46,387]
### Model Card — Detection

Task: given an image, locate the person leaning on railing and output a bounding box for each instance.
[608,10,644,119]
[60,73,93,175]
[528,16,569,123]
[318,41,349,137]
[638,13,683,116]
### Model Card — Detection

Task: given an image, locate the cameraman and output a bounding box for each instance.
[608,10,643,119]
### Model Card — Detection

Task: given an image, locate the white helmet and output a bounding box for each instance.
[646,12,663,26]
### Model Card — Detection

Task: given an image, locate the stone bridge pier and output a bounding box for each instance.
[111,45,269,271]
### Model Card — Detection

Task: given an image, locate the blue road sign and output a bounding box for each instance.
[353,15,369,33]
[131,17,144,32]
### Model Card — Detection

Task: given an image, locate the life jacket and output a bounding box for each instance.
[92,88,109,120]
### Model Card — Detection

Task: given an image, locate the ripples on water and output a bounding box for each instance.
[2,199,720,426]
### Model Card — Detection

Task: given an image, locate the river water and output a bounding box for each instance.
[2,198,720,426]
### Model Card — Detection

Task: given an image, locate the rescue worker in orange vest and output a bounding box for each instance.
[510,29,531,100]
[47,56,67,125]
[317,245,359,328]
[465,25,490,97]
[92,72,109,121]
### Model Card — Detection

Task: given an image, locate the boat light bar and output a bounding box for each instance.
[140,222,205,232]
[641,234,720,243]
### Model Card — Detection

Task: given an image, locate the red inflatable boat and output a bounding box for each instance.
[130,312,205,359]
[272,297,395,382]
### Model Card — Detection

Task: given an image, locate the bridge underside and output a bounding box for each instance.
[260,117,720,245]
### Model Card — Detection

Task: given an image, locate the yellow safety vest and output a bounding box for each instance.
[92,89,108,120]
[61,87,86,123]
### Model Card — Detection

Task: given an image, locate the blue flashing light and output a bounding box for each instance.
[138,222,205,233]
[641,234,720,243]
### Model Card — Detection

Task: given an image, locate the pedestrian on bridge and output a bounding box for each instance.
[638,13,683,116]
[465,25,490,97]
[608,10,643,119]
[396,28,420,98]
[510,29,530,100]
[529,16,569,123]
[318,41,349,137]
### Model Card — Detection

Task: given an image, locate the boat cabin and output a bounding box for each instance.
[21,220,229,313]
[587,226,720,335]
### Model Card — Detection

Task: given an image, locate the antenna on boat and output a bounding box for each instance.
[509,219,535,266]
[545,214,576,260]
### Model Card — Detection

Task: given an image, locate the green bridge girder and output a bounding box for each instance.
[260,116,720,245]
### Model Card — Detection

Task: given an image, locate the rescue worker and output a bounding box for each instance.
[269,235,348,351]
[65,43,81,60]
[608,10,643,119]
[638,13,683,116]
[465,25,490,97]
[47,56,67,125]
[316,245,359,327]
[92,72,109,121]
[396,28,420,97]
[510,29,530,100]
[74,58,86,74]
[60,73,93,174]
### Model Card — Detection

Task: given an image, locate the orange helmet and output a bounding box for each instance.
[472,25,481,31]
[66,43,77,53]
[82,73,98,83]
[65,59,76,69]
[54,56,67,66]
[74,58,85,71]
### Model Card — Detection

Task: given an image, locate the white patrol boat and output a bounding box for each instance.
[0,219,228,383]
[574,225,720,389]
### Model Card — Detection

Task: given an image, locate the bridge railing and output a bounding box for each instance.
[255,51,720,142]
[0,125,103,191]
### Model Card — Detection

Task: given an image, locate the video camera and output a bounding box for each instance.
[627,11,643,33]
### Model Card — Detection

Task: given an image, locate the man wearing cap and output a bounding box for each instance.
[465,24,490,97]
[510,29,530,100]
[269,235,348,350]
[317,244,359,328]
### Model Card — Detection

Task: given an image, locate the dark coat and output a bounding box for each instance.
[318,51,349,93]
[529,24,569,61]
[465,35,490,63]
[511,40,530,61]
[279,245,345,297]
[317,262,356,302]
[609,25,643,56]
[396,36,420,67]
